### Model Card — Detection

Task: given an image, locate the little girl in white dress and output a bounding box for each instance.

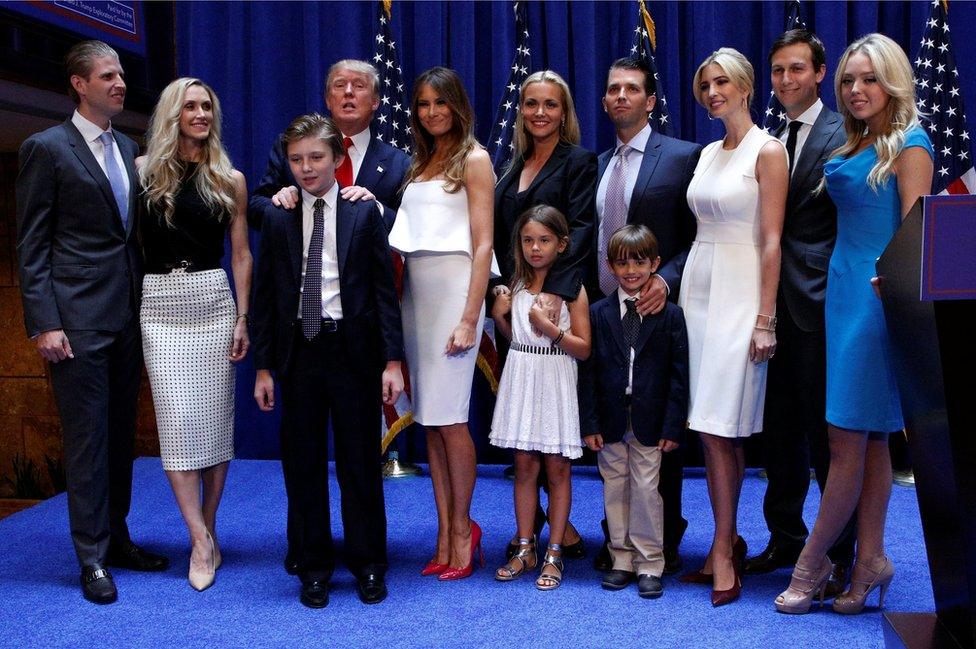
[489,205,591,591]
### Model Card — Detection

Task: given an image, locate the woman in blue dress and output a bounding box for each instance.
[775,33,933,615]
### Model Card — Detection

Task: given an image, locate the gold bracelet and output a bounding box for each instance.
[236,313,248,322]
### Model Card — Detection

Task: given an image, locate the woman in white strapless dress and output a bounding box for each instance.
[679,49,787,605]
[388,67,498,580]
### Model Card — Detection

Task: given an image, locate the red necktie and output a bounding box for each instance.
[336,137,354,187]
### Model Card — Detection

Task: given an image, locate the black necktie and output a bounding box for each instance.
[301,198,325,340]
[623,299,640,350]
[785,120,802,177]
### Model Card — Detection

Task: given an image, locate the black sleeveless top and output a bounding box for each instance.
[142,162,229,273]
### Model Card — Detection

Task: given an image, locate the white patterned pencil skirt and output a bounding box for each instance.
[141,269,236,471]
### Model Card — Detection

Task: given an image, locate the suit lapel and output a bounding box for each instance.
[602,297,630,361]
[523,143,570,195]
[356,135,385,189]
[286,204,303,286]
[628,131,663,221]
[336,196,355,276]
[789,109,840,201]
[118,135,137,238]
[631,309,661,357]
[64,121,124,230]
[597,148,612,185]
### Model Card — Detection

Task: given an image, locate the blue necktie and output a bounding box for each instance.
[98,132,129,229]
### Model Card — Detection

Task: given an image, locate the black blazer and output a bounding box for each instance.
[494,142,597,300]
[578,297,689,447]
[16,119,142,337]
[593,130,701,300]
[778,107,845,332]
[250,190,403,376]
[248,129,411,230]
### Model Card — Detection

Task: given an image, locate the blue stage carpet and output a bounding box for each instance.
[0,458,930,648]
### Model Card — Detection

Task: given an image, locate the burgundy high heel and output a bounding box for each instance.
[439,521,484,581]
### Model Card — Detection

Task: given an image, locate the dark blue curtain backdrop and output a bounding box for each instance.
[175,1,976,459]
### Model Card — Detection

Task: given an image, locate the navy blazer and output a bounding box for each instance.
[777,107,845,332]
[250,189,404,376]
[593,130,701,300]
[16,119,142,337]
[578,296,689,447]
[493,142,597,300]
[248,129,410,231]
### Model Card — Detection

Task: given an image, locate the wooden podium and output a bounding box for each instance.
[877,195,976,649]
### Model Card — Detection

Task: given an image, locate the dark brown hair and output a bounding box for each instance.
[607,224,659,261]
[65,40,119,104]
[283,113,346,160]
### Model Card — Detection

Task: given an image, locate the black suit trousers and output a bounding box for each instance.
[279,327,388,583]
[49,315,141,567]
[762,298,855,563]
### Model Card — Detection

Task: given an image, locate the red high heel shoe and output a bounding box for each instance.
[439,521,484,581]
[421,558,449,576]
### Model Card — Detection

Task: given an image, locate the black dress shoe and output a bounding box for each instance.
[824,561,851,599]
[637,574,664,599]
[284,554,300,576]
[357,573,387,605]
[81,565,117,604]
[663,546,683,575]
[562,536,585,559]
[300,580,329,608]
[601,569,637,591]
[106,541,169,572]
[743,541,803,575]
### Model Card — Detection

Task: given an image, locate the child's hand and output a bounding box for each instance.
[659,439,679,453]
[491,291,512,321]
[583,434,604,451]
[528,302,555,338]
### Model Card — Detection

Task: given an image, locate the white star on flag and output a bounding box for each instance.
[486,1,532,174]
[370,0,411,155]
[762,0,807,133]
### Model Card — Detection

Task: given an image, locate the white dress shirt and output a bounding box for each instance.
[618,287,642,395]
[71,109,130,197]
[343,126,372,183]
[779,98,823,177]
[298,183,343,319]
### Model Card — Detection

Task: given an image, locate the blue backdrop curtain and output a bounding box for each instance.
[174,0,976,459]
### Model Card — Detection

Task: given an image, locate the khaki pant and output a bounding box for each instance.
[598,431,665,577]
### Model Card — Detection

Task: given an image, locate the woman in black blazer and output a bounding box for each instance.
[491,69,597,562]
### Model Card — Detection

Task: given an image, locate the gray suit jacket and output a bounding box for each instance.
[16,119,142,337]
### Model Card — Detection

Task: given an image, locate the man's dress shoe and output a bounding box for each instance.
[81,565,117,604]
[106,541,169,572]
[300,580,329,608]
[743,541,803,575]
[357,573,387,605]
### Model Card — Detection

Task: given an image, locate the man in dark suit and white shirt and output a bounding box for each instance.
[743,29,855,597]
[592,57,701,574]
[16,40,168,604]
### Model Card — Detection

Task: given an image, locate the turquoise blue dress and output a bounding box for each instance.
[823,127,933,433]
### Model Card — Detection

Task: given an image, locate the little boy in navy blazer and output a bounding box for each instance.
[579,224,689,599]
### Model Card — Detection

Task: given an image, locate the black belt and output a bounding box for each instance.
[298,318,342,333]
[146,259,220,274]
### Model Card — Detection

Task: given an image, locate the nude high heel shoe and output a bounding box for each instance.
[189,532,216,592]
[774,557,833,614]
[832,557,894,615]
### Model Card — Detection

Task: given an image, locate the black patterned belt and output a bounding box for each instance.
[510,341,566,356]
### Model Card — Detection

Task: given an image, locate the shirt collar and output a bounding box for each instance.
[789,98,823,128]
[616,121,652,154]
[617,286,639,309]
[72,109,113,144]
[301,182,338,212]
[344,126,372,154]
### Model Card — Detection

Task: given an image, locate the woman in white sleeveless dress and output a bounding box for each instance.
[678,49,787,606]
[389,67,498,580]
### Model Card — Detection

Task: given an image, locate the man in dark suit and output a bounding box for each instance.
[248,59,411,576]
[743,29,855,596]
[251,114,404,608]
[591,57,701,574]
[248,59,411,228]
[15,40,167,605]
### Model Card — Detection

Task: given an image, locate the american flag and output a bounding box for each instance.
[914,0,975,194]
[486,1,531,175]
[631,0,672,136]
[371,0,411,154]
[762,0,808,132]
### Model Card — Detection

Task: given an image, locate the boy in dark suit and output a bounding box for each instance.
[580,225,689,599]
[251,113,404,609]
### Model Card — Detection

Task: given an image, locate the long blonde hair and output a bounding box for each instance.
[831,33,920,191]
[508,70,581,172]
[405,67,479,194]
[140,77,236,225]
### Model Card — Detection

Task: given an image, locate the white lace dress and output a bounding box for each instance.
[489,289,581,459]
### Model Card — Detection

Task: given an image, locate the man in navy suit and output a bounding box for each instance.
[248,59,411,576]
[248,59,411,228]
[16,40,168,605]
[251,114,404,608]
[591,57,701,573]
[743,30,855,596]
